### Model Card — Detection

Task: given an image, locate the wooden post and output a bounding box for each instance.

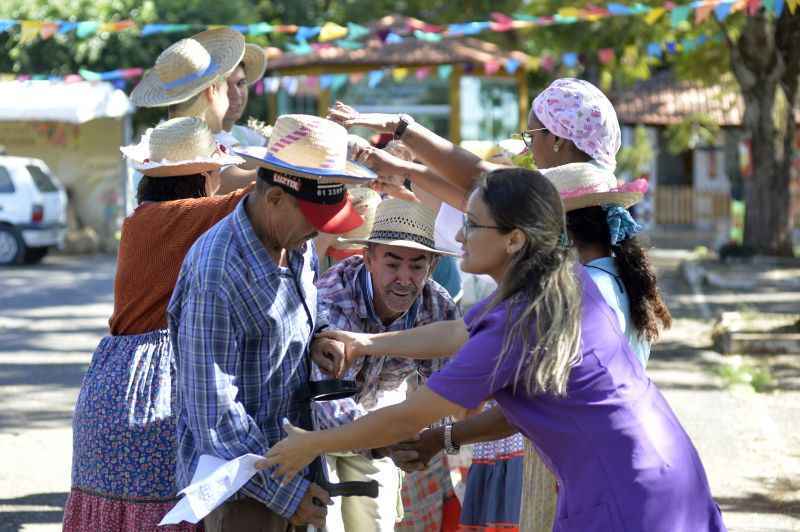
[449,65,462,145]
[318,89,332,121]
[516,68,529,132]
[266,91,278,126]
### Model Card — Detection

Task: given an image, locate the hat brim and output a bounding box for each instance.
[337,237,459,257]
[563,191,643,212]
[131,28,245,108]
[235,147,376,184]
[243,44,267,86]
[121,141,244,177]
[298,196,364,234]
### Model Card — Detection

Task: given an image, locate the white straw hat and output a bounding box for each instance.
[236,114,376,184]
[242,43,268,86]
[339,198,457,256]
[540,162,646,211]
[330,187,382,251]
[131,28,245,108]
[120,117,244,177]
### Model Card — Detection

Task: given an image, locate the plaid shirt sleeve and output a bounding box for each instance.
[176,287,309,518]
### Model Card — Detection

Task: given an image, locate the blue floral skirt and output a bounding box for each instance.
[63,330,197,531]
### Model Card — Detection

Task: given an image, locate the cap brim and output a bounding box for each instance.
[563,191,643,212]
[298,196,364,234]
[235,147,376,184]
[337,237,459,257]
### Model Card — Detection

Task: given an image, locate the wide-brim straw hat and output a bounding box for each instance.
[236,114,376,184]
[540,162,647,212]
[339,198,457,256]
[131,28,245,108]
[242,43,267,86]
[121,117,244,177]
[330,187,382,251]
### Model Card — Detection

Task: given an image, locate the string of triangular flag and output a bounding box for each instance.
[0,0,796,49]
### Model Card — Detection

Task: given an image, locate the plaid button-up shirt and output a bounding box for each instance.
[312,256,459,439]
[168,196,326,519]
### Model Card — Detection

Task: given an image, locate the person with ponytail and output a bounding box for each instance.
[260,168,727,532]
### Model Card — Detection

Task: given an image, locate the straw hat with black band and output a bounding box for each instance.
[120,117,243,177]
[131,28,245,108]
[339,198,457,256]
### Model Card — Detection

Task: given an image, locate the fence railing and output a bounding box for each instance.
[655,186,731,225]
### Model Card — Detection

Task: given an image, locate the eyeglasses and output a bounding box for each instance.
[461,213,502,239]
[514,127,549,148]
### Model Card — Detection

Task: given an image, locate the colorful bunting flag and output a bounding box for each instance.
[646,42,663,58]
[644,7,666,24]
[562,52,579,68]
[413,30,443,42]
[346,22,370,40]
[319,22,347,42]
[141,24,190,37]
[746,0,762,15]
[775,0,785,15]
[415,67,432,80]
[19,21,43,44]
[715,1,735,19]
[505,58,521,74]
[484,60,502,75]
[437,65,453,79]
[788,0,800,13]
[249,23,273,36]
[76,21,100,38]
[670,5,692,26]
[368,70,384,88]
[0,20,16,34]
[40,22,59,40]
[385,32,404,44]
[392,67,409,81]
[598,48,616,64]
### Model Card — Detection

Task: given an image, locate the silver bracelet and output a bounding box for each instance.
[443,424,460,455]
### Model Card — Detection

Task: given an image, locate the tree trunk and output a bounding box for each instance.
[729,9,799,256]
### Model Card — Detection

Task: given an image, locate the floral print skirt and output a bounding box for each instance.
[62,329,199,531]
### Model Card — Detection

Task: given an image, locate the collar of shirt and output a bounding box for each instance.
[233,195,308,281]
[358,262,420,330]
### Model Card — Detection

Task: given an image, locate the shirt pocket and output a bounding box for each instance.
[556,501,619,532]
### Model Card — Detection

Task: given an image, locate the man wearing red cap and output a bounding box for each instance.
[169,115,375,531]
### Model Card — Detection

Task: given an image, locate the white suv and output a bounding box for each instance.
[0,155,67,265]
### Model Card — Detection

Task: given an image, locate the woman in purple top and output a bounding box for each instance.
[261,168,726,532]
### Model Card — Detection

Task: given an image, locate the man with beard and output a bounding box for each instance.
[310,198,460,531]
[168,115,373,531]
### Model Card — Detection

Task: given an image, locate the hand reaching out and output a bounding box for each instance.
[327,101,399,133]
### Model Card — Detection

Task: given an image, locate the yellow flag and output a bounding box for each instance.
[319,22,348,42]
[644,7,666,24]
[527,57,541,72]
[787,0,799,14]
[19,21,43,45]
[392,67,409,81]
[558,7,582,18]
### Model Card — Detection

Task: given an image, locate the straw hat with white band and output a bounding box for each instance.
[236,114,376,183]
[339,198,457,256]
[540,162,647,212]
[329,187,382,251]
[120,117,244,177]
[131,28,245,108]
[242,43,268,86]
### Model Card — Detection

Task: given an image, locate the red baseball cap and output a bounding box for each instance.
[266,171,364,234]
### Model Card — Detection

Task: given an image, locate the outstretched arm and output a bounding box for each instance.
[259,385,465,481]
[328,102,503,192]
[316,319,468,362]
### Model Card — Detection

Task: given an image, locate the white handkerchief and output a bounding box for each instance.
[159,453,264,526]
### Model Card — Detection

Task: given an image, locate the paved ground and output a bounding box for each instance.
[0,250,798,531]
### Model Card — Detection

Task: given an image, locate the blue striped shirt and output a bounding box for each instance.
[168,195,326,518]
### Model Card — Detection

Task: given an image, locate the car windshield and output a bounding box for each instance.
[26,165,58,193]
[0,166,13,193]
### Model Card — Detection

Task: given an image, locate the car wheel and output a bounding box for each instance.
[23,246,49,264]
[0,225,24,265]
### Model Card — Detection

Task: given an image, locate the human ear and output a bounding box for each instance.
[506,229,526,255]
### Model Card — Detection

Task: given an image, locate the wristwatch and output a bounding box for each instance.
[393,114,414,140]
[443,424,460,455]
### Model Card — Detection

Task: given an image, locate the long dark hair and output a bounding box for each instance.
[477,168,582,397]
[136,174,207,204]
[566,206,671,341]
